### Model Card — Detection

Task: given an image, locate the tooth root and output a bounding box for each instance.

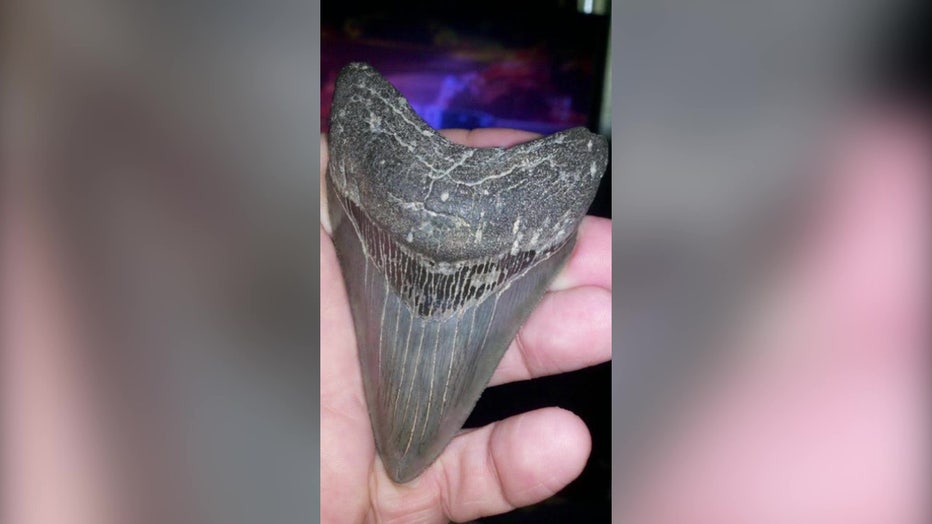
[326,62,607,483]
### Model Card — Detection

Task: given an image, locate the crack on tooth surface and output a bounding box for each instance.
[385,192,470,229]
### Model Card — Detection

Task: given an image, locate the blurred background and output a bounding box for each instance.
[608,0,928,522]
[3,1,321,523]
[322,0,611,136]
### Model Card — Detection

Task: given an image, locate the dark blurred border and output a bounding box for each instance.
[610,0,927,520]
[2,2,321,523]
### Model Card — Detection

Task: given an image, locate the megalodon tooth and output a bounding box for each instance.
[326,62,608,483]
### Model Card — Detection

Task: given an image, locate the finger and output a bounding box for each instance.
[491,286,611,386]
[437,407,591,522]
[371,407,591,523]
[552,216,612,291]
[439,128,542,148]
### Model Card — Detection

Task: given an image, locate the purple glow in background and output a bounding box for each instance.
[321,28,603,134]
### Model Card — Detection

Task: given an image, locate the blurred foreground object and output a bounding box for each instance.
[3,1,320,523]
[610,0,929,522]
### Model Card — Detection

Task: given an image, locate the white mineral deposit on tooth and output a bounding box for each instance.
[326,62,608,483]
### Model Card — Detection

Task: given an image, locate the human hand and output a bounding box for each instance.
[320,128,611,523]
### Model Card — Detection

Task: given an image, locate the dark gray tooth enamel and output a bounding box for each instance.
[327,62,608,483]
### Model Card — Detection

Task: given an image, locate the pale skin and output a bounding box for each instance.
[320,128,613,523]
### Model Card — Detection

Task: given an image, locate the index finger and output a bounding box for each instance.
[438,127,542,148]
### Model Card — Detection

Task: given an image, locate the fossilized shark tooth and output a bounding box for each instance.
[326,62,608,483]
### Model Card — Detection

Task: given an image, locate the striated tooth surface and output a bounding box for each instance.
[327,62,607,483]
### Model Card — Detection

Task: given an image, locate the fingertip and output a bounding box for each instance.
[435,407,592,522]
[490,407,592,504]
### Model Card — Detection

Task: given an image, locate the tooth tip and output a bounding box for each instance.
[380,448,432,484]
[371,411,431,483]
